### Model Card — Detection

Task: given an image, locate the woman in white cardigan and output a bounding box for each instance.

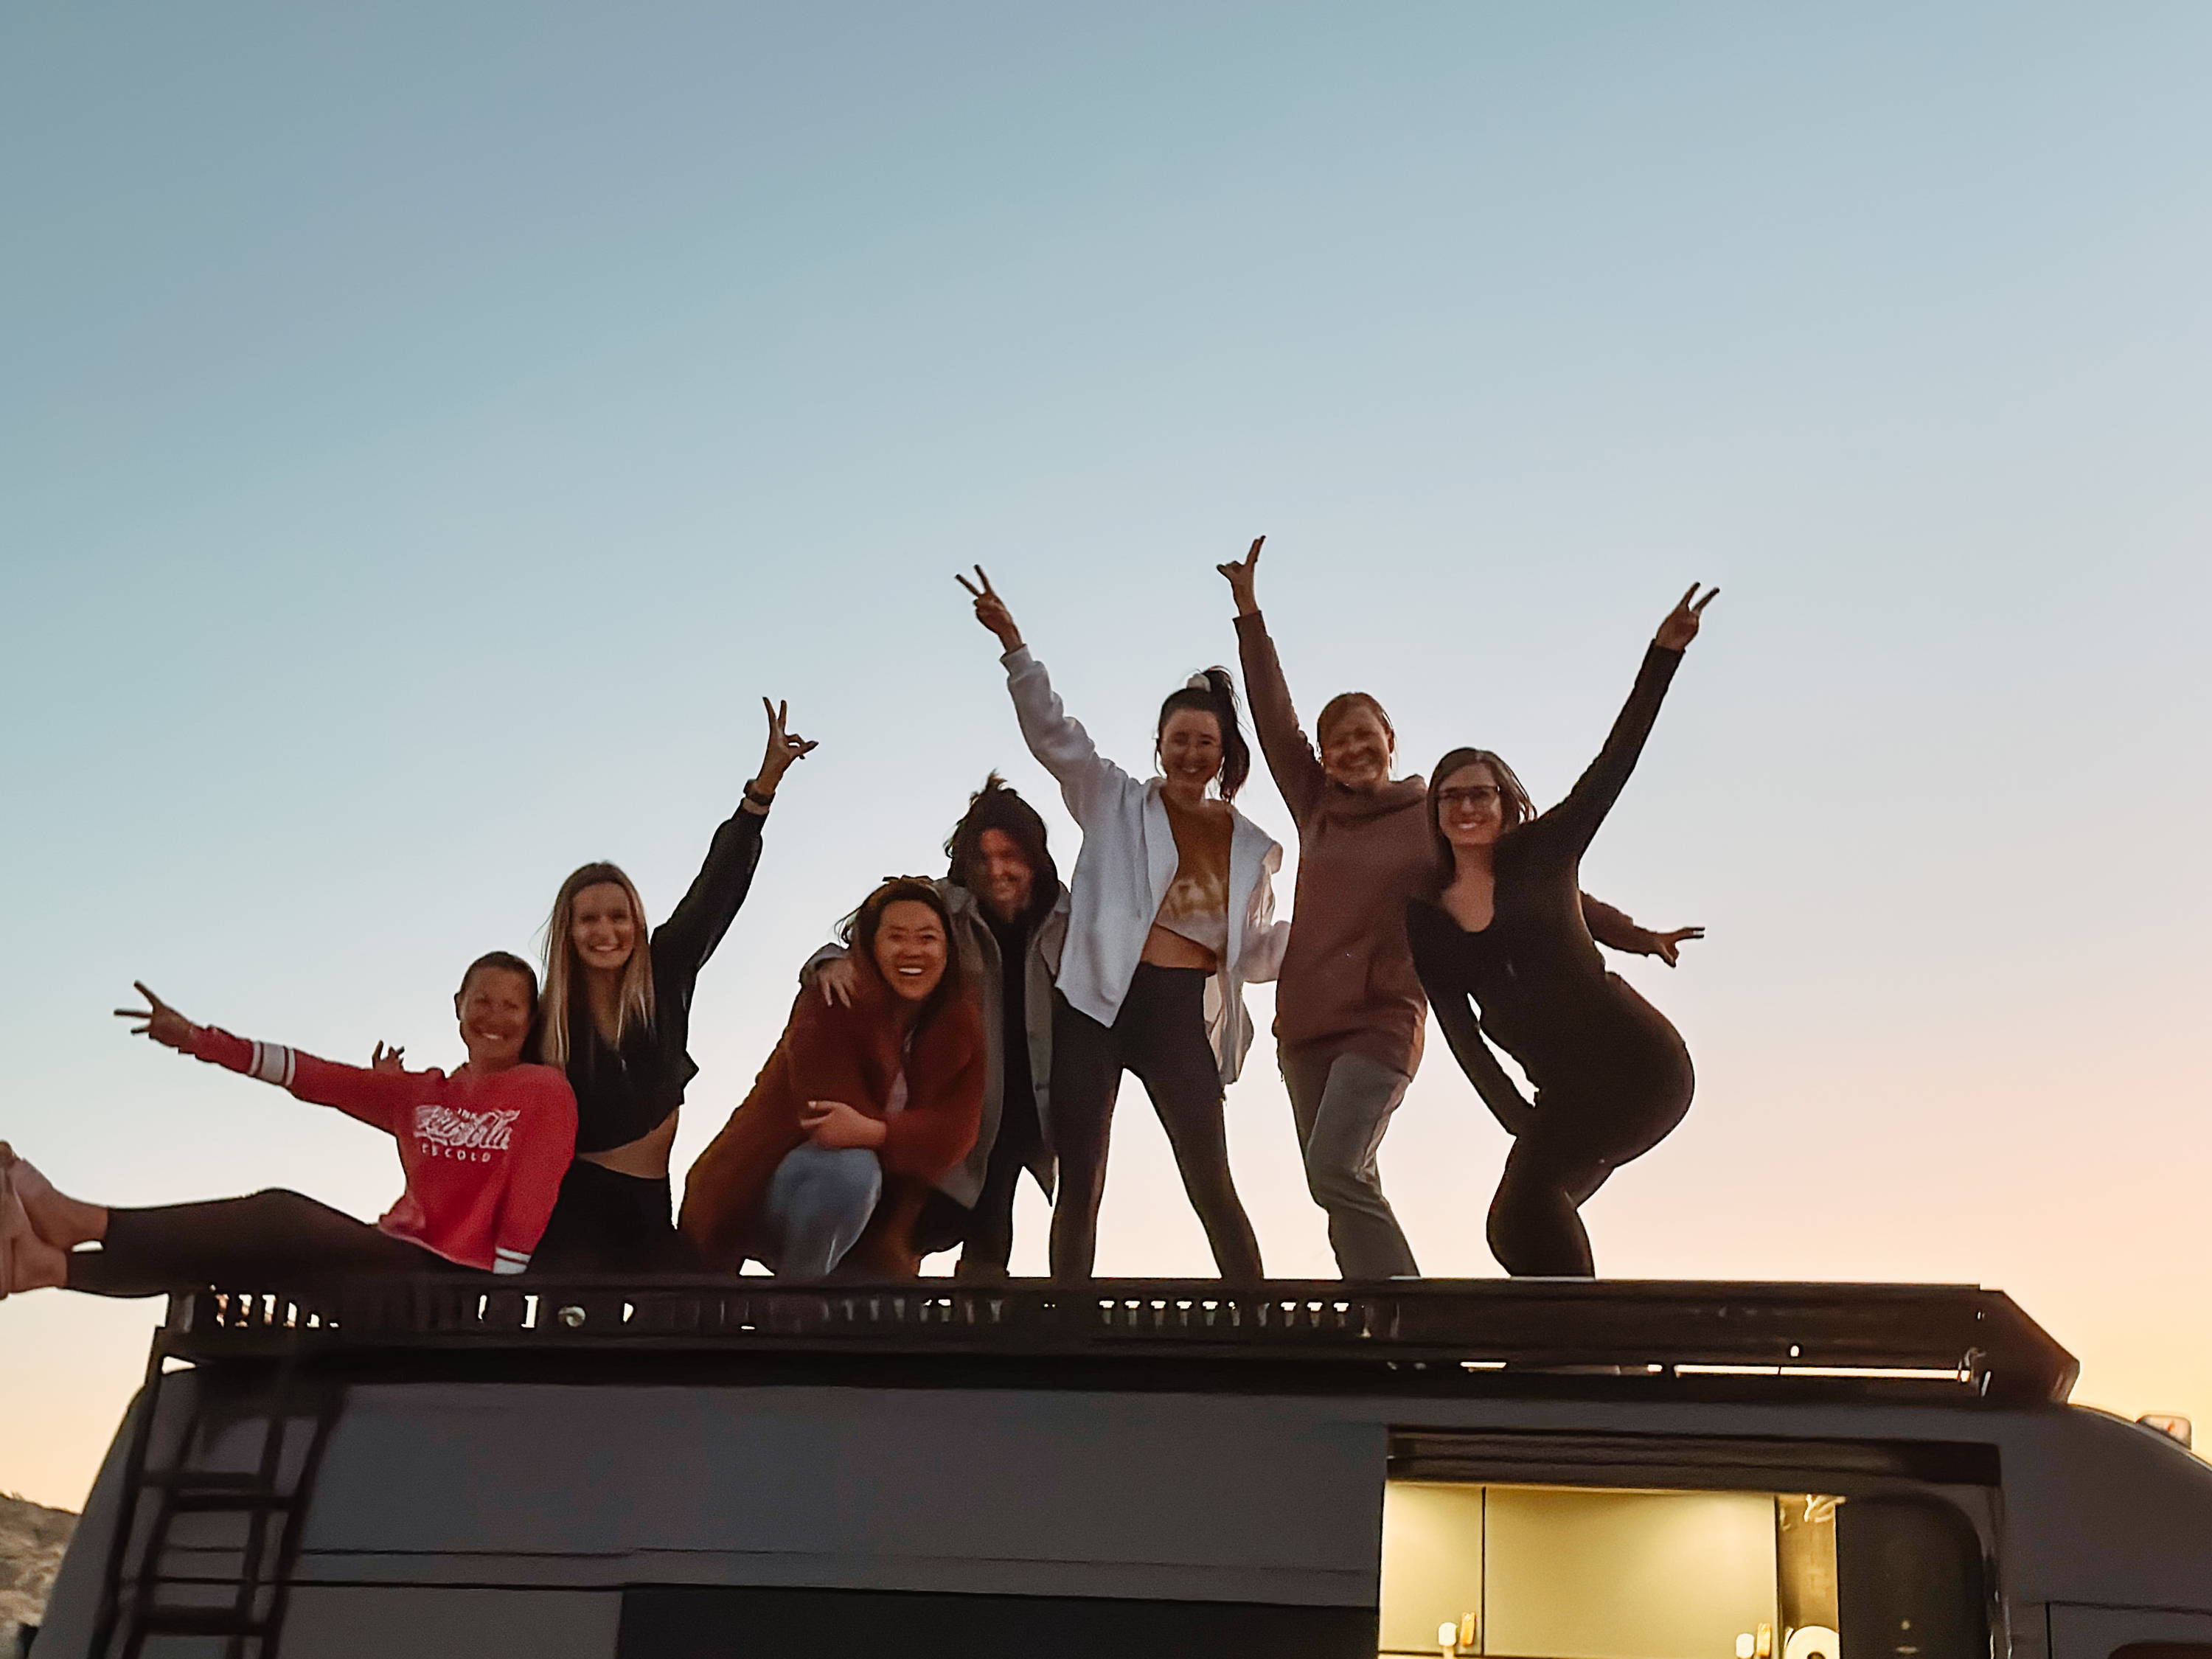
[959,567,1285,1283]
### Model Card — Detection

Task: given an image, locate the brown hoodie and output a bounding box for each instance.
[1236,611,1658,1077]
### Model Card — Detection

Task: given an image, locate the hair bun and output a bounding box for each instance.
[1157,667,1251,801]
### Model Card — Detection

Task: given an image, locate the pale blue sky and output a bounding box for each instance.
[4,4,2209,1506]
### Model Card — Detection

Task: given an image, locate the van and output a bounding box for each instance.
[29,1276,2212,1658]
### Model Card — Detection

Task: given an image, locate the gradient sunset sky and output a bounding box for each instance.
[4,3,2209,1509]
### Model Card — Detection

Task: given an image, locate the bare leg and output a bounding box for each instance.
[1,1174,70,1295]
[0,1144,108,1248]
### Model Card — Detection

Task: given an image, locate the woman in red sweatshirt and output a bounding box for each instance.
[0,953,577,1297]
[681,880,984,1280]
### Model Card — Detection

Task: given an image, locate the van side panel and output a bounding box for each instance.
[616,1585,1374,1658]
[281,1588,620,1659]
[294,1385,1385,1607]
[2000,1413,2212,1613]
[28,1388,148,1659]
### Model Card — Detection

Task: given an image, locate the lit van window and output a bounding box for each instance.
[1379,1483,1983,1659]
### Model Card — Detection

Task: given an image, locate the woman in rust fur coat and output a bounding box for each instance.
[681,879,984,1279]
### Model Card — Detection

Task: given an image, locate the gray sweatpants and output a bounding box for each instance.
[1279,1048,1419,1281]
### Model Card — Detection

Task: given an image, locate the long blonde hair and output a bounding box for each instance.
[537,860,658,1068]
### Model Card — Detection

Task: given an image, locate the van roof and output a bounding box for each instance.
[163,1277,2078,1409]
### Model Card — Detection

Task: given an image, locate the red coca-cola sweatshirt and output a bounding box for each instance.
[187,1026,578,1274]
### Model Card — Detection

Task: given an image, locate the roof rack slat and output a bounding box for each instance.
[161,1277,2077,1407]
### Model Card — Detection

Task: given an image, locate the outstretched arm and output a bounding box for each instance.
[1222,538,1326,821]
[1542,584,1717,858]
[116,981,417,1133]
[1580,894,1705,966]
[959,564,1129,824]
[654,698,819,986]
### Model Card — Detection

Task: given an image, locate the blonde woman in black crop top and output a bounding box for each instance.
[529,698,816,1270]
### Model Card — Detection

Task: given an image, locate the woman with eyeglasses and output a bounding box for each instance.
[1219,538,1700,1281]
[1405,585,1717,1278]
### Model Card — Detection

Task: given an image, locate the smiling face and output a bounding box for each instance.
[872,899,950,1002]
[454,966,536,1071]
[1157,707,1225,790]
[1435,761,1506,850]
[568,881,639,977]
[1320,702,1394,793]
[973,827,1036,924]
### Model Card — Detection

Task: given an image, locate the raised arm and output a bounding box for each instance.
[959,565,1129,825]
[1221,538,1326,821]
[653,698,818,987]
[116,981,418,1133]
[1540,585,1716,858]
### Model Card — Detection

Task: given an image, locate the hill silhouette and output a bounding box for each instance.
[1,1492,76,1650]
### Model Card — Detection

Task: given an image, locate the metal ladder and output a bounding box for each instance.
[88,1314,341,1658]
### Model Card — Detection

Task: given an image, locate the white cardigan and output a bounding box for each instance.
[1003,645,1287,1084]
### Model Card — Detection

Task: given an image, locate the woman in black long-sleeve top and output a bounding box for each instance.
[529,698,817,1270]
[1405,586,1715,1278]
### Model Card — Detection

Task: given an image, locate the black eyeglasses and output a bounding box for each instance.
[1435,785,1502,809]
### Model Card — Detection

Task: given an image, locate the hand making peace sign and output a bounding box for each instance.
[1655,584,1719,652]
[955,566,1024,653]
[750,698,818,804]
[113,981,198,1052]
[1215,536,1265,618]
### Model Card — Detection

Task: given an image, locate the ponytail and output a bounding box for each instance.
[1156,667,1252,801]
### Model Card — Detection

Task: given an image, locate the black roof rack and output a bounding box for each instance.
[160,1276,2079,1408]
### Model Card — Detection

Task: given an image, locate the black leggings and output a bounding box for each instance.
[532,1160,696,1273]
[1047,965,1263,1284]
[1487,1048,1694,1278]
[64,1189,456,1298]
[957,1028,1047,1279]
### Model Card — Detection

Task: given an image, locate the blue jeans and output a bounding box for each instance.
[760,1144,883,1281]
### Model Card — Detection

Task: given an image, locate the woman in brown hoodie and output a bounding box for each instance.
[680,880,984,1279]
[1219,539,1700,1279]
